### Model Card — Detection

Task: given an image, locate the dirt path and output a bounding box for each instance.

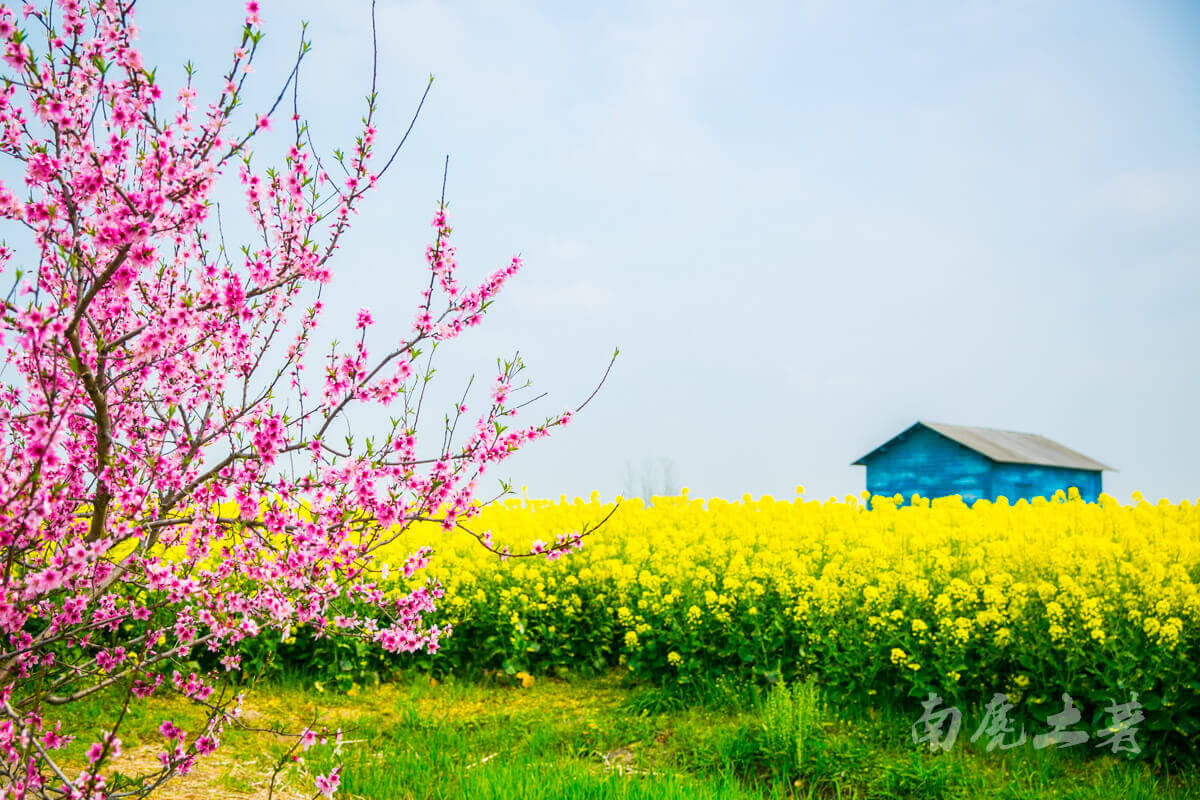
[104,743,313,800]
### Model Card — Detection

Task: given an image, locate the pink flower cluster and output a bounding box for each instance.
[0,2,602,798]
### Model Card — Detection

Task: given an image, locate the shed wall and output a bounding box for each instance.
[863,426,993,504]
[990,462,1102,503]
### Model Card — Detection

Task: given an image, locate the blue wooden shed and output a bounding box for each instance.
[852,421,1113,504]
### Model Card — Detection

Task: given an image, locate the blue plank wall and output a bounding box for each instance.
[863,425,992,504]
[990,462,1101,503]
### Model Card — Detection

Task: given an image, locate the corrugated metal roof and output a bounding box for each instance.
[854,421,1115,471]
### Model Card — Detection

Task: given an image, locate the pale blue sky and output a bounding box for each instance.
[140,1,1199,502]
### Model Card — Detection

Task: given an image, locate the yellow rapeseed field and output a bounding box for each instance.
[385,490,1199,759]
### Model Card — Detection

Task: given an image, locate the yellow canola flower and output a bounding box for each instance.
[365,490,1200,703]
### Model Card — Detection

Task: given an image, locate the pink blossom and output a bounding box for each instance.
[0,1,604,796]
[314,767,341,798]
[158,721,184,742]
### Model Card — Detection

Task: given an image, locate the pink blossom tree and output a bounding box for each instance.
[0,1,613,796]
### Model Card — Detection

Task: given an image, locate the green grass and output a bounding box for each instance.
[50,675,1200,799]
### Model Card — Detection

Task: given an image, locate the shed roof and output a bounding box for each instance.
[852,421,1114,471]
